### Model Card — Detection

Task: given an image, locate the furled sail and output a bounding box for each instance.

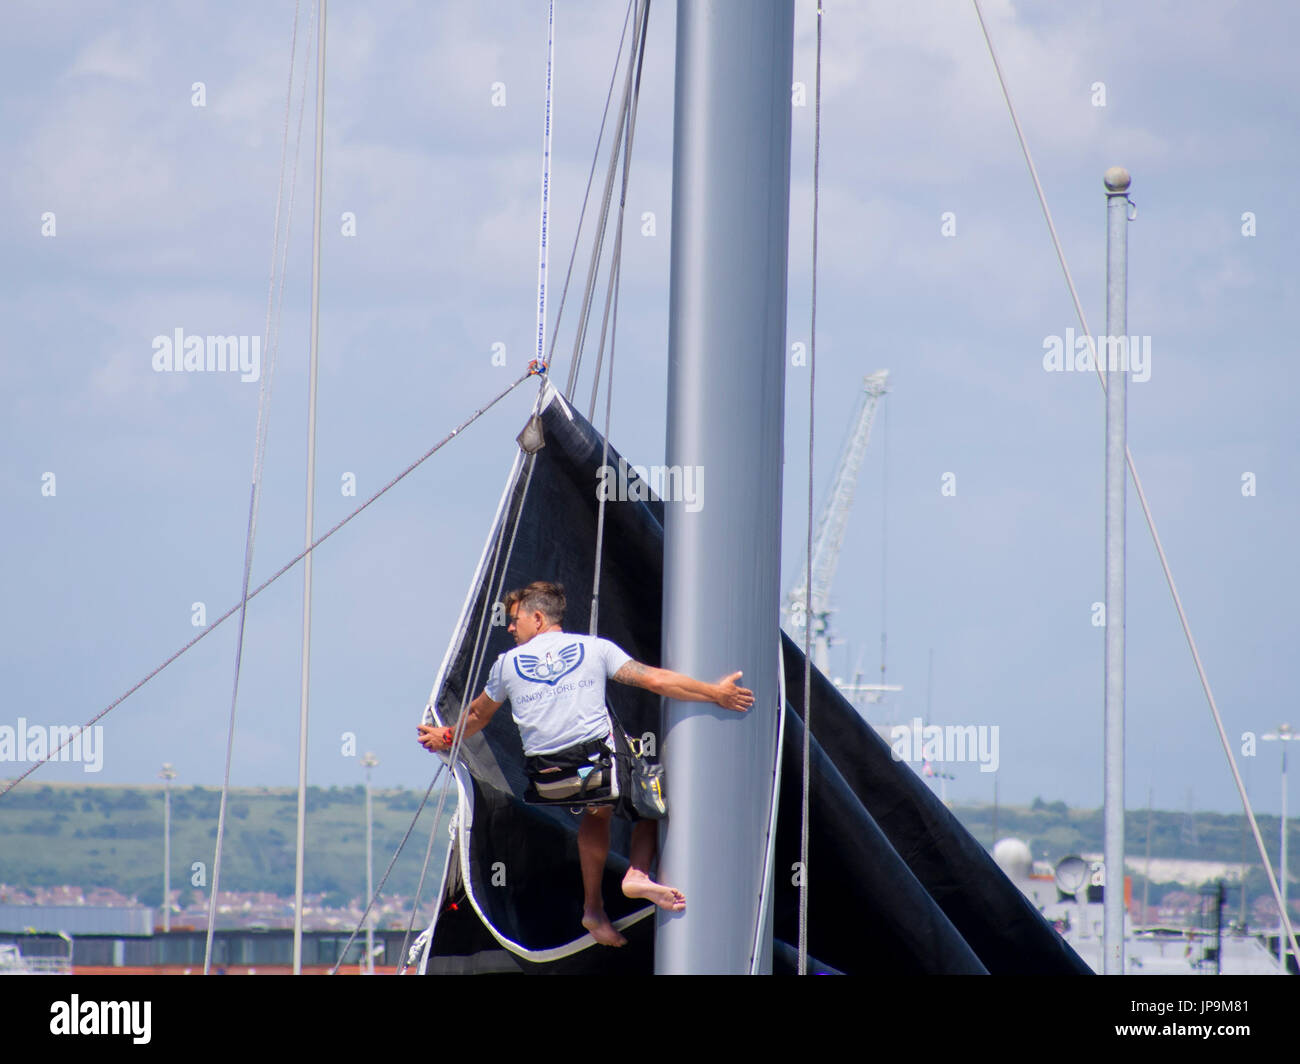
[416,386,1090,975]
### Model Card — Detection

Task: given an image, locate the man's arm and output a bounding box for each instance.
[417,691,504,752]
[611,661,754,712]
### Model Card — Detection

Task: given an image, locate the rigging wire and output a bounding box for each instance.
[203,0,313,973]
[384,442,548,978]
[798,0,825,978]
[879,400,888,688]
[970,0,1299,961]
[529,0,557,381]
[416,5,576,847]
[394,449,551,972]
[288,0,329,977]
[418,18,648,930]
[408,450,540,969]
[346,1,586,961]
[585,0,648,423]
[325,763,445,975]
[588,4,648,631]
[378,0,566,981]
[394,775,451,974]
[324,0,560,975]
[545,0,636,377]
[589,257,621,634]
[405,380,549,969]
[6,0,655,977]
[412,0,647,929]
[563,0,649,400]
[0,370,533,801]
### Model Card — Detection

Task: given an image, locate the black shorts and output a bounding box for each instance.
[523,731,641,822]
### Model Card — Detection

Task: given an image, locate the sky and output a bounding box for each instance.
[1,0,1297,820]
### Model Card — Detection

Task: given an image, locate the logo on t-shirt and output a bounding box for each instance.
[513,642,586,686]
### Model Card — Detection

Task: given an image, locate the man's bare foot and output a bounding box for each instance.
[581,910,627,947]
[622,869,686,912]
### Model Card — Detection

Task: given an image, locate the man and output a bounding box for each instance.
[418,580,753,947]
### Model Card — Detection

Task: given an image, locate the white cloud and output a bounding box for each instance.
[65,27,153,84]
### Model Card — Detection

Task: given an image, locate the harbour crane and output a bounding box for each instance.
[786,369,893,695]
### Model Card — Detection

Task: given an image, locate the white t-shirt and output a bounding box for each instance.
[484,631,633,756]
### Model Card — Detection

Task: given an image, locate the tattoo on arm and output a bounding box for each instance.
[613,661,651,689]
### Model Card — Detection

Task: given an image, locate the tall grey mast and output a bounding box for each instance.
[657,0,794,975]
[294,0,328,976]
[1102,166,1131,975]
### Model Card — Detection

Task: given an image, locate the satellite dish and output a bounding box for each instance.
[1055,855,1089,897]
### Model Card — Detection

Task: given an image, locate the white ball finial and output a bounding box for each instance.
[1104,166,1131,193]
[993,838,1033,880]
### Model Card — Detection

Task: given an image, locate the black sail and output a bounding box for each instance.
[418,392,1090,975]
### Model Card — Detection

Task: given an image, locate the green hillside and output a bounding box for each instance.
[0,783,1292,912]
[0,782,453,907]
[951,797,1290,868]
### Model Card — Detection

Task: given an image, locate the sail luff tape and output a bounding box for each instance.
[533,0,556,373]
